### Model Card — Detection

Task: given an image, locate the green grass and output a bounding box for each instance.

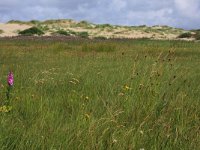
[0,38,200,149]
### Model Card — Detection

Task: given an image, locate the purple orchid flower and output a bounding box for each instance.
[7,71,14,86]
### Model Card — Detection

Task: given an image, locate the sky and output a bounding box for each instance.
[0,0,200,29]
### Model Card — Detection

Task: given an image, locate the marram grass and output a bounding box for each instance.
[0,38,199,149]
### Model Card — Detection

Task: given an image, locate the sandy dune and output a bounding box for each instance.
[0,20,187,40]
[0,23,32,37]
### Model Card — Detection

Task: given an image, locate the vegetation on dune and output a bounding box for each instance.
[43,19,73,24]
[77,31,89,38]
[95,24,114,29]
[94,36,107,40]
[0,38,200,149]
[7,20,27,24]
[51,30,89,38]
[18,27,44,36]
[36,24,49,31]
[178,32,193,38]
[52,30,71,36]
[193,30,200,40]
[0,29,3,34]
[4,19,194,40]
[178,31,200,40]
[74,20,93,29]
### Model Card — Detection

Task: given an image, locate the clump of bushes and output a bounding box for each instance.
[94,36,107,40]
[77,32,89,38]
[178,32,193,38]
[178,31,200,40]
[195,34,200,40]
[194,31,200,40]
[29,20,40,24]
[37,25,49,31]
[95,24,113,29]
[52,30,88,37]
[18,27,44,36]
[52,30,70,36]
[76,21,92,28]
[67,30,77,35]
[7,20,26,24]
[0,30,3,34]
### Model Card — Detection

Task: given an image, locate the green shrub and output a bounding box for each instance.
[7,20,26,24]
[194,31,200,40]
[67,30,77,35]
[19,27,44,36]
[77,32,89,38]
[0,30,3,34]
[29,20,40,24]
[36,24,49,31]
[43,19,62,24]
[76,21,91,28]
[94,36,107,40]
[178,32,193,38]
[95,24,113,29]
[138,25,147,28]
[53,30,70,36]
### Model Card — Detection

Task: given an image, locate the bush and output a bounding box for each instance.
[76,21,91,28]
[194,31,200,40]
[77,32,89,38]
[178,32,193,38]
[96,24,113,29]
[7,20,26,24]
[19,27,44,36]
[94,36,107,40]
[53,30,70,36]
[0,30,3,34]
[29,20,40,24]
[67,30,77,35]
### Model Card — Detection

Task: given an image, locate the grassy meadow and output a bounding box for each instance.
[0,37,200,149]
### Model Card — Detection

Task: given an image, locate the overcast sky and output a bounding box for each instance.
[0,0,200,29]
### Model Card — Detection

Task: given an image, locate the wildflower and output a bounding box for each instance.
[84,113,90,120]
[85,96,89,100]
[124,85,131,90]
[7,71,14,86]
[6,71,14,102]
[0,105,12,113]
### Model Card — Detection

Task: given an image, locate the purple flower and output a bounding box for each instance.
[7,71,14,86]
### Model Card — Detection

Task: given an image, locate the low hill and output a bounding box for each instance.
[0,19,197,40]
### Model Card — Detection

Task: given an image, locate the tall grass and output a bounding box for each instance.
[0,38,199,149]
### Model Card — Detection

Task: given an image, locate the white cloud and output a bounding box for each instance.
[174,0,200,18]
[127,8,174,25]
[0,0,199,29]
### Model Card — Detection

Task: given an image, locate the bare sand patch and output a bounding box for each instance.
[0,23,32,37]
